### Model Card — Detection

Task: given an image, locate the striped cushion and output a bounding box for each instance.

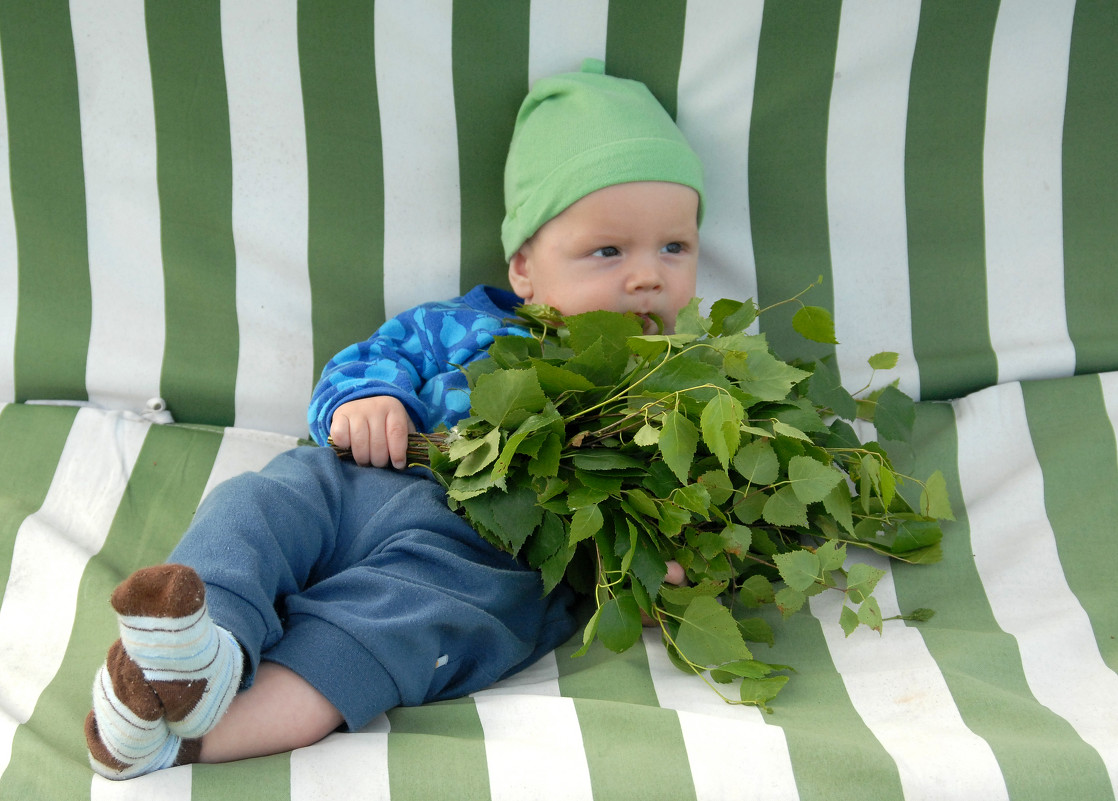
[3,377,1117,798]
[2,2,1116,437]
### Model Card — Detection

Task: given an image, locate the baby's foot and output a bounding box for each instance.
[86,564,243,779]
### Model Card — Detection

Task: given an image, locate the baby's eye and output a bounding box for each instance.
[661,242,683,254]
[592,246,620,258]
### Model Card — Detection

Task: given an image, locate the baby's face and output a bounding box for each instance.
[508,181,699,334]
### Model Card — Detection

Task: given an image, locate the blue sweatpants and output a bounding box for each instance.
[169,446,578,730]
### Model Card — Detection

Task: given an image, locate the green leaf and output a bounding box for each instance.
[774,586,806,616]
[822,483,855,534]
[710,298,758,335]
[731,349,812,402]
[698,469,734,505]
[573,606,601,657]
[673,297,707,336]
[710,659,772,682]
[840,605,860,636]
[721,523,753,556]
[771,420,810,442]
[762,486,808,527]
[566,309,643,355]
[892,519,943,553]
[774,549,820,592]
[732,439,780,486]
[874,385,916,442]
[792,305,839,344]
[735,617,775,646]
[539,544,573,595]
[857,596,883,633]
[571,450,645,471]
[735,574,775,608]
[920,469,955,520]
[460,483,541,553]
[471,368,547,428]
[658,409,699,483]
[493,406,564,478]
[739,675,789,708]
[597,593,644,653]
[787,455,844,504]
[674,596,753,666]
[807,357,858,420]
[525,511,567,568]
[846,562,886,604]
[453,427,502,477]
[868,351,899,370]
[568,503,604,544]
[700,393,744,470]
[532,361,596,395]
[671,483,711,516]
[526,433,562,477]
[634,422,660,447]
[815,539,847,572]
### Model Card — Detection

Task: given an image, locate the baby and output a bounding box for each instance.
[85,58,704,779]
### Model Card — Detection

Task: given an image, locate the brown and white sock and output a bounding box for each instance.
[86,564,241,779]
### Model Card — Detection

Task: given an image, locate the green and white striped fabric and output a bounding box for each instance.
[1,1,1117,799]
[2,376,1117,799]
[2,1,1117,433]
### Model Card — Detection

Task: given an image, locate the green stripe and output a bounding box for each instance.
[192,757,291,801]
[760,609,902,801]
[387,701,490,801]
[892,399,1110,800]
[0,0,91,403]
[300,0,387,378]
[1062,2,1118,377]
[0,404,78,601]
[905,2,999,400]
[147,0,240,428]
[750,1,840,365]
[452,1,530,293]
[1021,376,1118,671]
[605,0,687,120]
[556,637,697,801]
[0,422,226,800]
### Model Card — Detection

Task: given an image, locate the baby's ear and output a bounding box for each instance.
[507,250,533,300]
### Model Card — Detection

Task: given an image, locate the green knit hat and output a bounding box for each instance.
[501,58,704,261]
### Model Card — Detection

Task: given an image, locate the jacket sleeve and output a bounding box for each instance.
[306,307,442,445]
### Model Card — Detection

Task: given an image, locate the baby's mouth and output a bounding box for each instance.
[635,312,661,335]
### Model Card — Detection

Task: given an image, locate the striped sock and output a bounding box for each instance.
[86,640,188,779]
[86,564,242,779]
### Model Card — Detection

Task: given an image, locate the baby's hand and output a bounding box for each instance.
[329,396,416,469]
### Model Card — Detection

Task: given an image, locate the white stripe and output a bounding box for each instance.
[1096,371,1118,438]
[199,427,299,501]
[642,629,800,801]
[811,555,1009,801]
[956,382,1118,793]
[984,0,1077,385]
[677,1,763,318]
[91,764,192,801]
[290,720,391,801]
[827,1,921,399]
[222,0,314,437]
[70,0,165,411]
[527,0,608,85]
[0,409,148,778]
[474,694,593,801]
[0,34,16,404]
[375,1,461,318]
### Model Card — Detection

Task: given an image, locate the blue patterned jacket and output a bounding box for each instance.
[307,285,526,445]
